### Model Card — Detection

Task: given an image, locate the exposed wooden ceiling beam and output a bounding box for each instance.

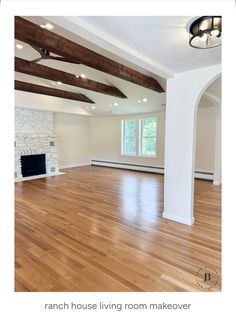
[15,80,95,104]
[15,57,127,99]
[30,45,80,64]
[15,17,164,93]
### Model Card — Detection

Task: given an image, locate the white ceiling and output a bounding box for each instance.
[73,16,221,74]
[15,16,221,116]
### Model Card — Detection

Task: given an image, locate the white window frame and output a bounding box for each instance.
[121,117,157,158]
[139,118,157,158]
[121,119,138,156]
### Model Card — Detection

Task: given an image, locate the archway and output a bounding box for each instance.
[163,65,221,225]
[194,77,221,186]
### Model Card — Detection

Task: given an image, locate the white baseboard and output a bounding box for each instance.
[213,180,221,186]
[162,211,195,225]
[59,162,91,169]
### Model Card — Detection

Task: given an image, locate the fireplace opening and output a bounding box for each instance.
[21,154,46,177]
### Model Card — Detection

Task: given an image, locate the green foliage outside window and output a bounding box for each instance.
[122,118,157,156]
[141,119,157,156]
[123,120,136,155]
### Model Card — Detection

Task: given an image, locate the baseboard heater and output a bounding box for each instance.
[91,160,214,180]
[194,170,214,180]
[91,160,164,174]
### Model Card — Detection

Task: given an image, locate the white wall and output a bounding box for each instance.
[15,106,217,173]
[89,112,166,168]
[54,113,90,168]
[15,91,90,116]
[89,108,217,173]
[195,106,217,173]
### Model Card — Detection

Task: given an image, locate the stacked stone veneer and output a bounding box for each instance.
[15,107,59,179]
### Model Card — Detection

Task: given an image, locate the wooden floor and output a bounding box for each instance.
[15,166,221,292]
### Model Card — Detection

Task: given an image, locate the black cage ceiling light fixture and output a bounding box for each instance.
[189,16,222,49]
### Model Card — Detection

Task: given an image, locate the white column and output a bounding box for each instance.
[163,65,221,225]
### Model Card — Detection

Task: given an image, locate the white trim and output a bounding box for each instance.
[121,119,124,155]
[121,117,158,157]
[15,171,65,182]
[203,91,221,107]
[121,118,138,156]
[213,180,221,186]
[140,117,157,157]
[59,162,91,169]
[162,212,195,226]
[139,154,157,159]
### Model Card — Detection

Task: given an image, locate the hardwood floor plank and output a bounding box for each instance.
[15,166,221,291]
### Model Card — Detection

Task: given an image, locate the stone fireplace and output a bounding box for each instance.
[15,107,59,180]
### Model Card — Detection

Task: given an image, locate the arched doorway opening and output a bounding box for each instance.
[195,77,221,184]
[193,76,221,224]
[163,65,221,225]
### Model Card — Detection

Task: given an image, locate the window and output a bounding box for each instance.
[140,118,157,156]
[121,117,157,157]
[122,119,137,155]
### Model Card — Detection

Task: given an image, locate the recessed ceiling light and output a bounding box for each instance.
[51,82,56,85]
[76,74,86,79]
[40,23,54,30]
[16,43,23,49]
[142,98,148,102]
[114,102,118,106]
[91,106,96,110]
[57,81,62,85]
[45,23,54,30]
[108,104,112,107]
[137,100,141,103]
